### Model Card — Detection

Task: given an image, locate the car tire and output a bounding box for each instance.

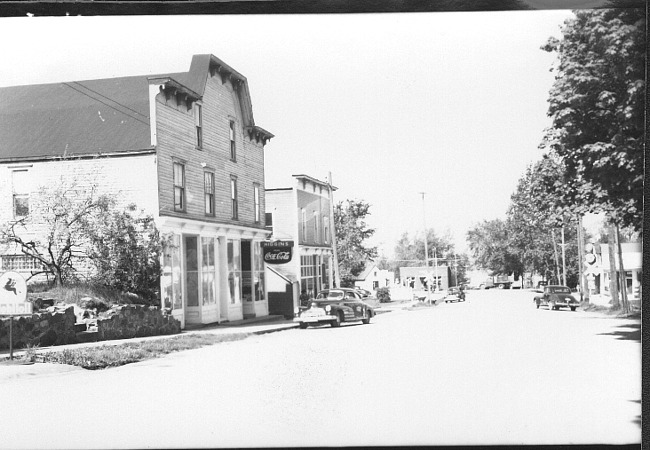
[331,312,342,327]
[362,309,371,324]
[570,306,576,311]
[498,284,504,289]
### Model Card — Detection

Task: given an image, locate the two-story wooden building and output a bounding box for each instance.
[264,175,337,317]
[0,54,274,328]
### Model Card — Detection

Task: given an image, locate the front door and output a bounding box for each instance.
[184,235,200,324]
[241,240,255,318]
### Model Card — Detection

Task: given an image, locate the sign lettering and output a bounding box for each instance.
[262,241,293,264]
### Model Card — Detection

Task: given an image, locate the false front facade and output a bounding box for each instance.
[264,175,337,317]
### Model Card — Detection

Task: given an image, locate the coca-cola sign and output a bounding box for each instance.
[261,240,294,264]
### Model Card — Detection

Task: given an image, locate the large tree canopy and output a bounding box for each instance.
[541,8,645,230]
[466,219,523,278]
[334,199,378,287]
[507,156,580,285]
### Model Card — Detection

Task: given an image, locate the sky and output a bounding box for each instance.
[0,10,577,257]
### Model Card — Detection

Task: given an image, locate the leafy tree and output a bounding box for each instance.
[392,229,469,285]
[85,204,164,304]
[466,219,523,279]
[1,179,113,285]
[1,177,164,303]
[507,155,581,285]
[333,199,378,287]
[541,8,645,231]
[393,229,454,267]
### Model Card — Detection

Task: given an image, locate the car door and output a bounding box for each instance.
[342,291,362,320]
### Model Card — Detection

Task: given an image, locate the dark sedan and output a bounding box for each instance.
[294,288,375,328]
[533,285,580,311]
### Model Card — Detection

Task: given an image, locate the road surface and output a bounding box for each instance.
[0,289,641,448]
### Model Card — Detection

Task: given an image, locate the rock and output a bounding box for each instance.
[37,328,57,347]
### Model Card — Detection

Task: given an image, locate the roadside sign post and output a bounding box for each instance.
[0,271,32,361]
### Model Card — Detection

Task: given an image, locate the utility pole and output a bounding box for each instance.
[419,192,430,304]
[327,172,340,288]
[562,225,566,286]
[607,224,620,308]
[551,229,561,284]
[615,222,629,313]
[577,214,586,302]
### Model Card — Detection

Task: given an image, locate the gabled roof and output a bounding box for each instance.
[0,54,273,162]
[354,263,378,281]
[0,76,153,161]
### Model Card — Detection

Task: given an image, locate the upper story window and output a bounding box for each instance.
[230,176,238,220]
[229,120,236,161]
[265,212,273,233]
[301,208,306,240]
[173,162,185,212]
[253,184,261,223]
[204,171,215,216]
[12,170,30,219]
[194,104,203,149]
[323,216,329,244]
[313,211,320,243]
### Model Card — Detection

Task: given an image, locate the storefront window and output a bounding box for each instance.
[254,242,265,301]
[201,237,216,305]
[322,255,330,289]
[228,239,241,304]
[162,234,182,310]
[300,254,320,297]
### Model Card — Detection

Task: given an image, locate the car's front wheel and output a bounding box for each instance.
[299,322,309,329]
[570,306,577,311]
[331,312,342,327]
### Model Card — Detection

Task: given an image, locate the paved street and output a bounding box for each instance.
[0,289,641,448]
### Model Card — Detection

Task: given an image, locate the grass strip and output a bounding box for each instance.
[39,333,251,370]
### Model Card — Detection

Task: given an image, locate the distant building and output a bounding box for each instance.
[399,265,451,291]
[0,54,274,328]
[589,241,642,305]
[353,263,394,292]
[264,174,336,317]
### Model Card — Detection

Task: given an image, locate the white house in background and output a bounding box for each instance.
[354,263,394,292]
[589,241,642,305]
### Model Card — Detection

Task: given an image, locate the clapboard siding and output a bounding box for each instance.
[156,73,266,229]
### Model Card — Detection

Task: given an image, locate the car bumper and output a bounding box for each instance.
[294,315,336,324]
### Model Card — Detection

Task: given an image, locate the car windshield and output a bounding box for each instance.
[549,287,570,294]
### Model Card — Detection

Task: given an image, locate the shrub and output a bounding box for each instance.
[376,287,391,303]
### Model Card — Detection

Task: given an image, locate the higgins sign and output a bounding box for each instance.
[261,240,294,264]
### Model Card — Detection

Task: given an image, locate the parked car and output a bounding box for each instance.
[444,287,466,303]
[354,287,374,298]
[294,288,375,328]
[533,285,580,311]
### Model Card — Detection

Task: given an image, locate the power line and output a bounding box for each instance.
[73,81,150,119]
[62,82,150,126]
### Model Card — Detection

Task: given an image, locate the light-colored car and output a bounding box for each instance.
[533,285,580,311]
[444,287,466,303]
[294,288,375,328]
